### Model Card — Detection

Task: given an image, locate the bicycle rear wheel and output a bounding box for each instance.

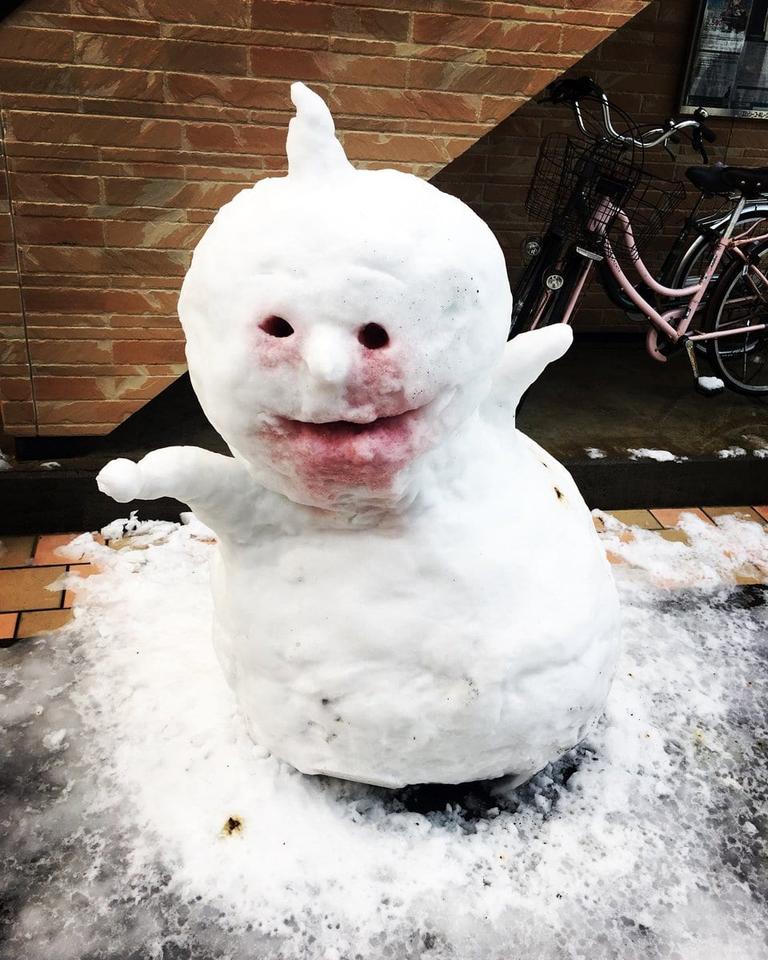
[705,241,768,397]
[667,203,768,289]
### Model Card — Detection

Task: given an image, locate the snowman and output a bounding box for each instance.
[98,83,619,789]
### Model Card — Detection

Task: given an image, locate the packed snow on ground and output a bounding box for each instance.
[1,511,767,960]
[585,447,606,459]
[627,448,686,463]
[718,447,747,459]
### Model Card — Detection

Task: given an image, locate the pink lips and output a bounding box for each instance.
[261,407,425,494]
[275,408,420,443]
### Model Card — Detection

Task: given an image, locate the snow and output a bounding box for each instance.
[97,83,619,789]
[597,508,767,590]
[755,448,768,459]
[585,447,606,459]
[0,450,10,470]
[627,448,686,463]
[718,447,747,459]
[697,375,724,391]
[1,514,766,959]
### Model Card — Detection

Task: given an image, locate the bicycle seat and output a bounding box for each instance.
[686,162,768,198]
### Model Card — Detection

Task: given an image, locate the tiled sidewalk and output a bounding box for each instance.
[1,505,766,647]
[0,533,102,646]
[592,505,768,583]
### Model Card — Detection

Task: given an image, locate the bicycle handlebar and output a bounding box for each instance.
[542,76,603,104]
[541,76,716,161]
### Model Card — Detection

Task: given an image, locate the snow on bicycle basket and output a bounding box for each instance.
[526,133,686,256]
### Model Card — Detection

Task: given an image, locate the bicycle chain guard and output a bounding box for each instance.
[646,326,668,362]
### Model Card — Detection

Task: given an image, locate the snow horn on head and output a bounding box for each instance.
[286,82,354,181]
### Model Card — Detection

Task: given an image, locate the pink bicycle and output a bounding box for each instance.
[511,78,768,398]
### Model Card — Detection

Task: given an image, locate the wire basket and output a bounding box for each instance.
[526,133,686,249]
[620,168,687,254]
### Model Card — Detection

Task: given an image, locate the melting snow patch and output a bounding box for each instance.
[718,447,747,459]
[755,448,768,459]
[585,447,606,459]
[42,728,68,751]
[1,516,767,959]
[627,448,686,463]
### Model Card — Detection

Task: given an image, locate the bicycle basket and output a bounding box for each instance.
[526,133,648,245]
[618,168,687,251]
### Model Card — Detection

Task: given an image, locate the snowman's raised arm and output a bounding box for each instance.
[483,325,573,424]
[97,447,255,536]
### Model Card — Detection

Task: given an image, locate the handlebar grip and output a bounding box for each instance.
[543,75,604,104]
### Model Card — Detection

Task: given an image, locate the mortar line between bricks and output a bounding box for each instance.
[12,11,617,30]
[0,106,39,432]
[1,603,67,615]
[0,66,575,94]
[0,30,607,55]
[3,68,550,103]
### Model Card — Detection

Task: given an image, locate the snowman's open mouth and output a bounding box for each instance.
[262,406,429,491]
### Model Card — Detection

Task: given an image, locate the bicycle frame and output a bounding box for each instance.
[541,194,768,361]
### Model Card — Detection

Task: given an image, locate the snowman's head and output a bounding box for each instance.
[179,83,512,510]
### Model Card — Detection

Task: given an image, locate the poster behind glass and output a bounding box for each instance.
[681,0,768,118]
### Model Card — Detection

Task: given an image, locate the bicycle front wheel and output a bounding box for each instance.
[705,242,768,397]
[511,245,587,339]
[509,231,565,338]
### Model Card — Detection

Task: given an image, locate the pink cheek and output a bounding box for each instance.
[255,333,301,370]
[344,349,406,411]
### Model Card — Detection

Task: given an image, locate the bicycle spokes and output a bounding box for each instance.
[711,269,768,388]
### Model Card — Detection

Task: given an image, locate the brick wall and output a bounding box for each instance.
[435,0,768,332]
[0,0,652,437]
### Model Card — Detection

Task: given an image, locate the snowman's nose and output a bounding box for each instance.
[302,325,353,384]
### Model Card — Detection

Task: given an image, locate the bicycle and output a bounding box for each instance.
[511,77,768,397]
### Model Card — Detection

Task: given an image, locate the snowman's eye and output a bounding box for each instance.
[358,323,389,350]
[260,315,294,338]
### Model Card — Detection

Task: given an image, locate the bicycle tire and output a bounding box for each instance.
[511,243,584,337]
[666,202,768,290]
[595,204,767,326]
[705,239,768,397]
[663,208,760,357]
[509,231,565,338]
[510,256,546,338]
[537,248,586,328]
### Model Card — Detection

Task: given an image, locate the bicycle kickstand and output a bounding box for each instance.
[684,339,725,397]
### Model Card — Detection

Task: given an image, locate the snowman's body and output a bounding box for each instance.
[98,83,619,788]
[204,418,616,788]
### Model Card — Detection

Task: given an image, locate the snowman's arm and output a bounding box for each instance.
[96,447,254,533]
[483,325,573,423]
